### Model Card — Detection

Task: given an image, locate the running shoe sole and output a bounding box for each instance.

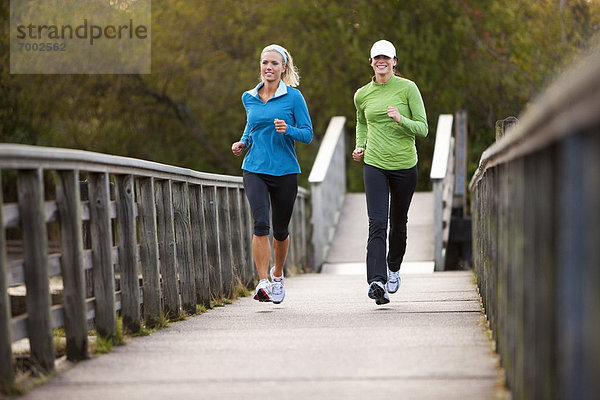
[368,282,390,305]
[253,288,271,302]
[376,295,390,305]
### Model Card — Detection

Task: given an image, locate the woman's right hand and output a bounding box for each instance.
[352,147,364,162]
[231,141,246,156]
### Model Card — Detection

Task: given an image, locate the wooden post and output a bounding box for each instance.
[17,169,55,372]
[433,180,444,270]
[88,172,116,339]
[190,185,210,308]
[454,110,468,213]
[292,198,302,272]
[509,159,525,398]
[229,188,244,290]
[293,197,302,271]
[583,132,600,400]
[288,201,299,275]
[558,135,586,400]
[242,193,256,284]
[172,182,196,315]
[238,188,252,286]
[79,181,94,298]
[203,186,222,299]
[217,187,234,298]
[115,174,141,333]
[56,170,89,360]
[0,172,15,385]
[155,179,181,318]
[135,177,161,326]
[299,197,307,270]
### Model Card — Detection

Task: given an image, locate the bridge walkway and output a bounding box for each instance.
[322,192,435,274]
[21,192,508,399]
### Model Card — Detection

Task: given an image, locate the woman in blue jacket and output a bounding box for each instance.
[231,44,313,304]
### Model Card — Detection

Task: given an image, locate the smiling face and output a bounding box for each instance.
[261,50,286,83]
[370,55,396,77]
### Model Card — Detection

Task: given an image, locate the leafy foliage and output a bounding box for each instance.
[1,0,598,190]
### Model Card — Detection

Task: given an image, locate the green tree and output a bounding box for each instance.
[1,0,598,191]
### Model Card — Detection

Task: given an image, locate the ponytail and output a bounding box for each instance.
[281,49,300,87]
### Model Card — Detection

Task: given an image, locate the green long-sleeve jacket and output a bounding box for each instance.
[354,75,428,170]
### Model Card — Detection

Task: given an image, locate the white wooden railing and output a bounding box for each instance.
[430,114,455,271]
[308,116,346,270]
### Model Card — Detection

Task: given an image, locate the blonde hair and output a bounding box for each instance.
[260,45,300,87]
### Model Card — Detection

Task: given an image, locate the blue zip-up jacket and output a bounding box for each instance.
[239,80,313,176]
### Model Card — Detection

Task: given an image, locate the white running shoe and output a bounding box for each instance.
[270,267,285,304]
[368,281,390,305]
[253,279,272,302]
[387,270,401,294]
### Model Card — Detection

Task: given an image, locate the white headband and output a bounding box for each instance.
[262,44,288,65]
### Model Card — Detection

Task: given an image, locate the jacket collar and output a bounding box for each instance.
[247,80,287,99]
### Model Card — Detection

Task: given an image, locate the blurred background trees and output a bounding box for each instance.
[1,0,599,191]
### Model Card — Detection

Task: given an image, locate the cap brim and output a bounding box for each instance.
[371,53,394,58]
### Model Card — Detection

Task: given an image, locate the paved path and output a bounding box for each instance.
[22,272,506,400]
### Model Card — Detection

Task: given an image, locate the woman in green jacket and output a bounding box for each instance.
[353,39,428,305]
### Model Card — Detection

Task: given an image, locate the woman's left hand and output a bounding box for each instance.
[274,118,287,134]
[387,106,402,124]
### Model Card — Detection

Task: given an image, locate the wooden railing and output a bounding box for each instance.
[0,145,309,386]
[308,116,346,269]
[469,46,600,400]
[430,114,455,270]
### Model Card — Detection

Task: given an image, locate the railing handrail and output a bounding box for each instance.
[430,114,454,180]
[430,114,455,270]
[308,116,346,184]
[0,143,243,186]
[0,144,307,196]
[308,116,346,269]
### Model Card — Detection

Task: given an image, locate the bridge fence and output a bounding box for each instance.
[0,145,309,385]
[470,47,600,400]
[308,116,346,270]
[430,114,455,271]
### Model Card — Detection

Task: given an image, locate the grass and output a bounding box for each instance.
[1,381,26,397]
[132,324,154,337]
[52,328,67,358]
[195,304,208,315]
[132,312,174,337]
[94,336,115,354]
[210,298,228,308]
[155,312,170,329]
[235,284,251,298]
[168,312,188,323]
[91,317,126,354]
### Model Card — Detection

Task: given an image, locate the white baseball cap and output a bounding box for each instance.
[370,40,396,58]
